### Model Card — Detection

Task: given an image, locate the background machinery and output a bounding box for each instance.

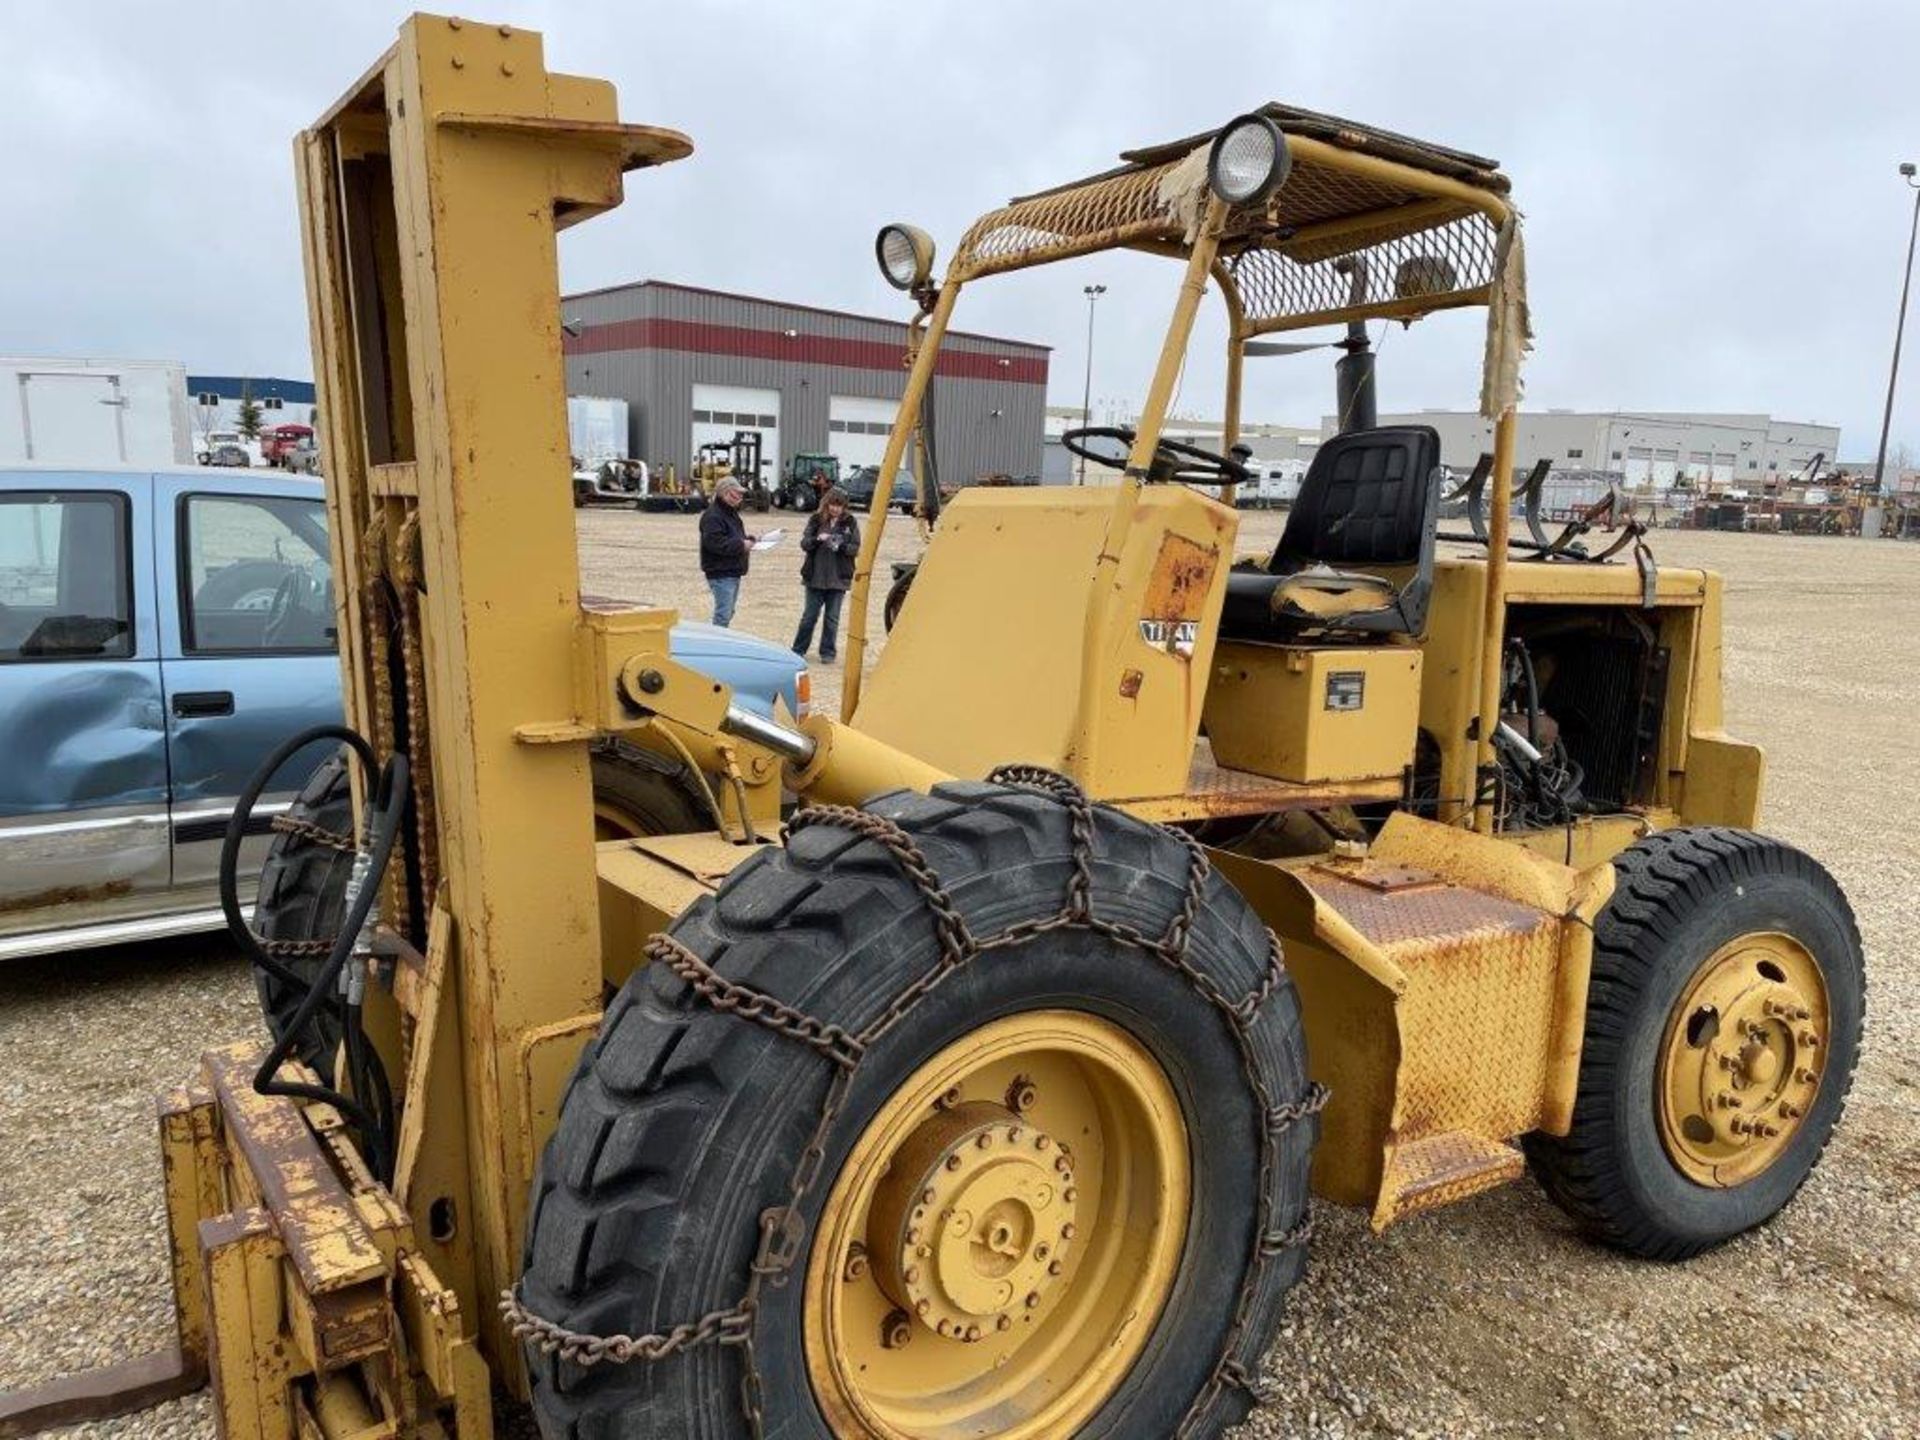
[0,19,1862,1440]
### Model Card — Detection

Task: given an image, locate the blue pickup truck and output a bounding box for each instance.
[0,465,806,960]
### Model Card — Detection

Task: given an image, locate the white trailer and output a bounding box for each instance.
[567,394,629,466]
[0,357,194,466]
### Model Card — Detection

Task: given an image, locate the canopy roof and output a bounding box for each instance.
[949,103,1517,339]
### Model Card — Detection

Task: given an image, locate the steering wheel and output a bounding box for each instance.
[1059,425,1252,487]
[262,570,315,649]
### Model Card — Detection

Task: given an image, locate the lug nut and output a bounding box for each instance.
[882,1309,913,1349]
[976,1133,994,1151]
[915,1299,931,1317]
[1799,1031,1820,1049]
[1036,1135,1052,1152]
[1034,1242,1051,1261]
[843,1244,869,1283]
[997,1315,1013,1332]
[1025,1292,1042,1309]
[936,1086,962,1110]
[1061,1222,1078,1241]
[945,1154,963,1171]
[1796,1067,1819,1084]
[1007,1076,1039,1114]
[1049,1260,1065,1276]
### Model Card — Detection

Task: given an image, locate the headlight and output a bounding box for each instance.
[1207,113,1289,207]
[876,223,936,291]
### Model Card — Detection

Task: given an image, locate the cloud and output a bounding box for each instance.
[3,0,1916,456]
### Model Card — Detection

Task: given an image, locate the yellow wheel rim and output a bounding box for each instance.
[592,800,643,843]
[803,1010,1190,1438]
[1657,932,1830,1187]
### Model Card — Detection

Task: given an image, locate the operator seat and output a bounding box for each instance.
[1219,424,1443,641]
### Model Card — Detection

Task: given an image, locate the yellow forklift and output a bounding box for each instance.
[0,15,1860,1440]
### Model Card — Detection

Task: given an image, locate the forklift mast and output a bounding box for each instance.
[291,12,691,1392]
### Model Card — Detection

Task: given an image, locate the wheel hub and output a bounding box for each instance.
[868,1103,1077,1342]
[804,1011,1190,1439]
[1659,933,1829,1186]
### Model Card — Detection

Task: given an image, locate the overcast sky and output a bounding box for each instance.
[4,1,1918,457]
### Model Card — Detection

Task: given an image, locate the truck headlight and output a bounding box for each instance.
[876,223,936,291]
[1208,114,1289,207]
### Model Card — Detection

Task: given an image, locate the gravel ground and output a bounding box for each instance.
[2,510,1914,1438]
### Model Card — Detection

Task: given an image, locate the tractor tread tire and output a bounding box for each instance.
[1524,826,1863,1261]
[521,780,1316,1440]
[252,749,357,1083]
[253,744,713,1085]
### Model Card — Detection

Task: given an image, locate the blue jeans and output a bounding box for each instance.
[792,586,845,659]
[707,575,741,627]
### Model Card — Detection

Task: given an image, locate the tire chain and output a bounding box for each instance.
[257,817,360,957]
[501,768,1324,1435]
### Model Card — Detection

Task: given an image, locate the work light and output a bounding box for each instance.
[876,223,937,291]
[1207,114,1289,207]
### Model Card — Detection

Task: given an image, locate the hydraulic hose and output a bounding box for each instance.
[248,750,407,1182]
[219,722,376,989]
[217,722,403,1183]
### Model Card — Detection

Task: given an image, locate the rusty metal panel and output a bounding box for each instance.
[202,1045,387,1299]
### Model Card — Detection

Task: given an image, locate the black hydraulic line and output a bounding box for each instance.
[217,720,402,1184]
[248,751,408,1184]
[219,723,377,989]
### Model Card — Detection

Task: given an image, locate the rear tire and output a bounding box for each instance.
[520,778,1316,1439]
[253,743,715,1083]
[1525,827,1863,1259]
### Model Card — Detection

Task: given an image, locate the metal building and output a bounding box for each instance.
[1328,408,1841,493]
[560,281,1048,487]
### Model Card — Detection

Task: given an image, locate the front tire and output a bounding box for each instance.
[1525,828,1863,1259]
[520,778,1316,1439]
[252,742,716,1083]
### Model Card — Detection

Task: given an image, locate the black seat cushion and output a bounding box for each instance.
[1272,425,1441,572]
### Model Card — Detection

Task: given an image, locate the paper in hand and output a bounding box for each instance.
[752,528,786,552]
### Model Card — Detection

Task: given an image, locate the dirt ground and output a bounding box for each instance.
[1,508,1915,1438]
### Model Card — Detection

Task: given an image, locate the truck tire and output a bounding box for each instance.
[253,742,715,1084]
[1525,828,1863,1260]
[519,777,1317,1439]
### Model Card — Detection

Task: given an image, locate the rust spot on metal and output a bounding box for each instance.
[1118,669,1144,699]
[202,1046,387,1298]
[0,879,132,915]
[1142,532,1218,623]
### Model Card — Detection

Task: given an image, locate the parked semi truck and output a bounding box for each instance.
[0,357,195,467]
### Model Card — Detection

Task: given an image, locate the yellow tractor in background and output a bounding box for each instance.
[0,14,1862,1440]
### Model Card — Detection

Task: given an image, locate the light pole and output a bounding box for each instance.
[1078,283,1106,483]
[1867,162,1920,536]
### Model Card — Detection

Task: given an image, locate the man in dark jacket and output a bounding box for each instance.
[698,477,754,626]
[791,486,859,661]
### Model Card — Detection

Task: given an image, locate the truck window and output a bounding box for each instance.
[180,493,335,654]
[0,492,134,661]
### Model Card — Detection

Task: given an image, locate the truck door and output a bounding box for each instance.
[0,477,171,930]
[154,476,342,887]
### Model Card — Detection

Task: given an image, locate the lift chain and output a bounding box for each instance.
[501,767,1323,1437]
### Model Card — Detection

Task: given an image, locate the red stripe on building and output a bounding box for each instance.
[563,318,1048,386]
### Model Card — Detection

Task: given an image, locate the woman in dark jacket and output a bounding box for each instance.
[791,486,860,661]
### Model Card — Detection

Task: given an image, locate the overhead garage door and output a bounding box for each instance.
[828,395,900,470]
[692,384,780,489]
